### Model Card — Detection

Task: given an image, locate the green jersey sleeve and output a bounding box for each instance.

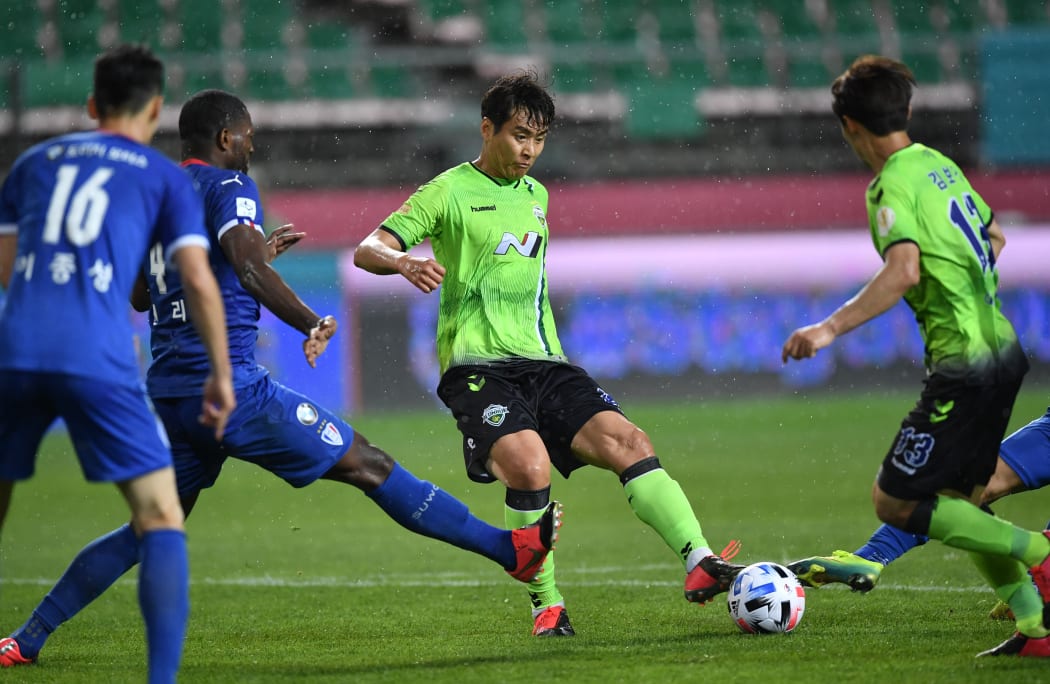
[381,171,452,249]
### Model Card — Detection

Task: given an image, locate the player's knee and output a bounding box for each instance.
[132,497,185,532]
[322,436,394,489]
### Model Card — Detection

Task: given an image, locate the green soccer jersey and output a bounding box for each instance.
[381,162,566,373]
[867,143,1024,382]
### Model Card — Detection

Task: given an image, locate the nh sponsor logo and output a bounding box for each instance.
[494,231,542,257]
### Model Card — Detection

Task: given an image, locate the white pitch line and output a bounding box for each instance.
[0,575,988,592]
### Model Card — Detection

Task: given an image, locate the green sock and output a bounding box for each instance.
[969,551,1048,638]
[623,469,707,569]
[928,495,1050,566]
[505,505,563,612]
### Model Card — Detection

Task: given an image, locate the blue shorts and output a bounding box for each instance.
[0,370,172,483]
[151,376,354,495]
[999,408,1050,490]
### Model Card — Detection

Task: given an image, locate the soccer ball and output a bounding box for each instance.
[726,562,806,634]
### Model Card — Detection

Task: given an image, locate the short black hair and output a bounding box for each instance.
[93,44,164,118]
[481,69,555,132]
[178,89,249,146]
[831,55,916,136]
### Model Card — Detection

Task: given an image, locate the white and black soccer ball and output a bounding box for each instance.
[726,562,806,634]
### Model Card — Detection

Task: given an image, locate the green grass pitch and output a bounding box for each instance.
[2,386,1050,683]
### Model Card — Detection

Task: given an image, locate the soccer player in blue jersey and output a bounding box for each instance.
[0,89,560,669]
[0,46,235,684]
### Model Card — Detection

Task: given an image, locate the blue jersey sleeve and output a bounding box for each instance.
[209,172,265,241]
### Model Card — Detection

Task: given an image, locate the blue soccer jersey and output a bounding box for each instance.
[145,160,268,397]
[0,131,209,387]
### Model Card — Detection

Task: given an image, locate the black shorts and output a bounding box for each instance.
[877,373,1025,500]
[436,359,626,483]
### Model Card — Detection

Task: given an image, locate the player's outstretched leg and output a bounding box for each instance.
[2,523,140,665]
[787,524,926,591]
[507,501,563,583]
[787,550,884,592]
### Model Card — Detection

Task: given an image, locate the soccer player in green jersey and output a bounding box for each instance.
[781,55,1050,658]
[354,70,743,637]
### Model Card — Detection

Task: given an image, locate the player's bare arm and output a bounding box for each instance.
[130,272,151,312]
[221,224,335,367]
[354,228,446,294]
[0,233,15,289]
[782,241,919,362]
[986,218,1005,261]
[173,244,235,439]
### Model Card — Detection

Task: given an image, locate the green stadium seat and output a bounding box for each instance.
[57,4,106,58]
[901,42,943,82]
[1003,0,1049,25]
[369,64,417,98]
[0,4,44,58]
[245,63,295,101]
[650,0,697,43]
[241,2,293,53]
[598,3,638,43]
[118,0,165,47]
[483,0,528,50]
[308,63,356,99]
[177,0,225,53]
[936,0,986,32]
[777,0,824,39]
[417,0,473,22]
[618,57,707,139]
[552,60,598,92]
[22,57,95,107]
[714,0,769,86]
[889,2,933,33]
[788,55,831,87]
[543,0,596,44]
[831,0,879,37]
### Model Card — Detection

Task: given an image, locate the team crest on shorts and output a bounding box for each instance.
[296,402,319,425]
[482,403,509,427]
[320,421,344,446]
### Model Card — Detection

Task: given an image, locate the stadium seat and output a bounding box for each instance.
[619,56,707,138]
[1003,0,1049,25]
[650,0,698,43]
[714,0,771,86]
[542,0,597,44]
[597,3,638,43]
[56,1,107,58]
[830,0,880,38]
[118,0,165,47]
[22,56,95,107]
[176,0,225,53]
[482,0,528,50]
[552,60,600,93]
[0,3,44,58]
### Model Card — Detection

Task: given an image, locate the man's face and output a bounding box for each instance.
[224,114,255,173]
[482,109,547,180]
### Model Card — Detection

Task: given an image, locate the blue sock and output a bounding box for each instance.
[138,529,188,684]
[854,524,928,566]
[13,523,139,658]
[366,462,515,569]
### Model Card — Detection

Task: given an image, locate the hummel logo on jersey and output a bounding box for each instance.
[471,204,496,212]
[930,399,954,424]
[221,174,244,186]
[494,232,542,258]
[482,404,509,426]
[467,374,486,392]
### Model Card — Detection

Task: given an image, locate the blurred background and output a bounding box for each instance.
[1,0,1049,414]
